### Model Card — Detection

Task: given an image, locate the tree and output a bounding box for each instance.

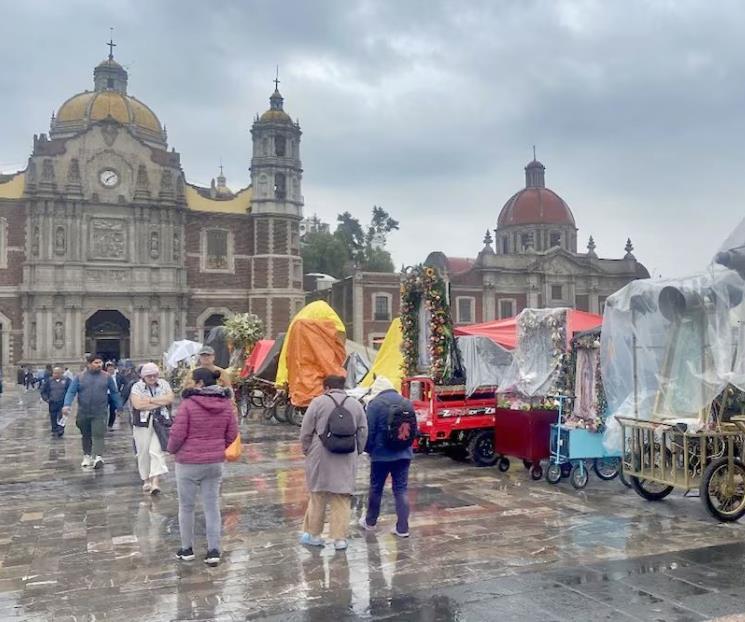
[301,231,349,278]
[334,212,366,265]
[363,246,395,272]
[365,205,399,248]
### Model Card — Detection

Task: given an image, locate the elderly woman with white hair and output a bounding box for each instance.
[129,362,174,495]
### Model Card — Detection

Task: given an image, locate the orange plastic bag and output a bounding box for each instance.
[225,434,242,462]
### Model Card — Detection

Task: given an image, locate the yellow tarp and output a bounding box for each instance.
[359,318,403,391]
[275,300,346,386]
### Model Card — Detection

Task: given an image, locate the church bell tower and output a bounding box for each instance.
[248,74,305,336]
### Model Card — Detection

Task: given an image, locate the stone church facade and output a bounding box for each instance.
[0,49,305,369]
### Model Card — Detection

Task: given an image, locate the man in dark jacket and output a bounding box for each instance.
[359,377,415,538]
[41,367,70,437]
[63,354,123,470]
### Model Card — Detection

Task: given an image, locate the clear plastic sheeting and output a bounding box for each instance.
[498,308,569,397]
[456,336,513,397]
[343,352,371,389]
[601,268,745,427]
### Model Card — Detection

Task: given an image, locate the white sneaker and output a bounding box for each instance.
[92,456,104,470]
[334,539,348,551]
[81,455,92,468]
[392,528,410,538]
[358,516,375,531]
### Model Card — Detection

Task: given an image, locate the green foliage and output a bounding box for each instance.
[364,247,395,272]
[301,231,349,278]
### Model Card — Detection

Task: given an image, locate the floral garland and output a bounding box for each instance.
[223,313,265,386]
[400,265,454,383]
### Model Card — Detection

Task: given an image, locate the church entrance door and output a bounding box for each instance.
[85,310,130,362]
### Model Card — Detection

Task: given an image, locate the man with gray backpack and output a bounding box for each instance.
[299,375,368,551]
[358,376,417,537]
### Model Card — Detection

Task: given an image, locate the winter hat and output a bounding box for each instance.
[140,362,160,378]
[365,376,395,403]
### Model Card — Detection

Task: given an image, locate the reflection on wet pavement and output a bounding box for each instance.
[2,388,745,620]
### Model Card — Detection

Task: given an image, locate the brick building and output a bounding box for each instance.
[0,47,305,369]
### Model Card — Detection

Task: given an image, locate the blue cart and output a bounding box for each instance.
[546,396,622,489]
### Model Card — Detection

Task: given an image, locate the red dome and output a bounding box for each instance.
[497,187,575,228]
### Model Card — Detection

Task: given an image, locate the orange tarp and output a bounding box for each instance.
[240,339,275,378]
[285,318,346,408]
[454,310,602,349]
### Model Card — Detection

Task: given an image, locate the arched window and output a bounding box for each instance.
[550,231,562,248]
[274,173,286,199]
[201,228,233,272]
[275,135,286,157]
[203,313,225,342]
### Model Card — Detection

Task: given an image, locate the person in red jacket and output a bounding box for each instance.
[167,367,238,567]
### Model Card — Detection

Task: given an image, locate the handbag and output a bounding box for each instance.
[225,433,242,462]
[152,407,172,452]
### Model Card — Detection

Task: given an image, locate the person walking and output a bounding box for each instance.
[62,354,123,469]
[105,361,125,429]
[299,375,368,551]
[129,362,174,495]
[24,367,33,391]
[167,367,238,567]
[358,376,417,538]
[40,367,70,437]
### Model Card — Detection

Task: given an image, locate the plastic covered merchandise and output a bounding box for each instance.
[456,335,513,397]
[343,352,371,388]
[498,308,570,397]
[253,334,284,381]
[359,318,404,391]
[601,268,745,429]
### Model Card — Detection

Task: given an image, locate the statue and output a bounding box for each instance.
[173,232,181,261]
[150,231,160,259]
[150,319,159,345]
[54,226,66,255]
[31,226,40,256]
[54,321,64,348]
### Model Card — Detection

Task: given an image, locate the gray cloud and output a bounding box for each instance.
[2,0,744,277]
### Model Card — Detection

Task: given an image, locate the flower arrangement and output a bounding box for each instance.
[400,264,454,383]
[223,313,265,385]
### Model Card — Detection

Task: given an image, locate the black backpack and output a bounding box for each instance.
[319,394,358,454]
[385,401,418,450]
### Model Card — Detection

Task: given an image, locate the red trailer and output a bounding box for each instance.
[492,407,557,480]
[402,376,499,467]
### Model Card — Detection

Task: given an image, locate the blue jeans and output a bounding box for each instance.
[365,459,410,533]
[49,403,63,435]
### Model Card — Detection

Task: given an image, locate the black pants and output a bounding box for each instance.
[108,403,117,428]
[49,403,63,435]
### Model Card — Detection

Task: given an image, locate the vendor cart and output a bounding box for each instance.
[602,249,745,521]
[493,406,556,479]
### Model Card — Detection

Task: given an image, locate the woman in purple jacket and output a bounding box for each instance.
[167,367,238,567]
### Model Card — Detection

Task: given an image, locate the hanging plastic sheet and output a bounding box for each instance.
[498,308,570,397]
[253,334,285,381]
[343,352,371,388]
[456,336,513,396]
[204,326,230,368]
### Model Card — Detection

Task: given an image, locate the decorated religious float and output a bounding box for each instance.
[603,227,745,521]
[399,265,514,466]
[545,327,624,489]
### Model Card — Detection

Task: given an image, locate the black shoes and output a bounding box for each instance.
[204,549,221,567]
[176,547,195,561]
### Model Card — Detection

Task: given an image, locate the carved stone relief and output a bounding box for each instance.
[30,321,37,350]
[149,319,160,345]
[150,231,160,259]
[31,225,40,256]
[54,226,66,256]
[89,218,127,260]
[54,321,64,349]
[173,232,181,261]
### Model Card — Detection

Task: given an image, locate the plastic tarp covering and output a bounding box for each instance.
[498,308,570,397]
[240,339,275,378]
[276,301,346,386]
[601,269,745,438]
[455,310,602,350]
[457,335,513,396]
[253,334,284,381]
[164,340,202,371]
[359,318,403,391]
[285,318,346,408]
[345,339,378,365]
[344,352,371,388]
[204,326,231,368]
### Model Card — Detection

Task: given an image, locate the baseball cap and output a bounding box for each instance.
[198,345,215,356]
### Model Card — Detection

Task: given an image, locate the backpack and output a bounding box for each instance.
[319,394,358,454]
[384,401,418,450]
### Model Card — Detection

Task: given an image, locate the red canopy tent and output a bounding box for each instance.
[240,339,276,378]
[454,310,602,349]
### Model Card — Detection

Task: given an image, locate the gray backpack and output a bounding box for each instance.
[319,394,357,454]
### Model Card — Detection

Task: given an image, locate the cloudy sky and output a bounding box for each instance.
[1,0,744,277]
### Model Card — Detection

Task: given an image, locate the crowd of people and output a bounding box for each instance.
[20,346,417,567]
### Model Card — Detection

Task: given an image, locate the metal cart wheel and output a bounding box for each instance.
[468,430,499,467]
[570,463,589,489]
[498,457,510,472]
[700,457,745,522]
[629,476,674,501]
[445,446,470,462]
[561,462,572,478]
[289,404,304,427]
[545,463,562,484]
[261,391,277,409]
[593,458,621,481]
[618,470,632,488]
[530,464,543,481]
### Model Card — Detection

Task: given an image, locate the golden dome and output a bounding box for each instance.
[56,91,162,134]
[259,109,293,123]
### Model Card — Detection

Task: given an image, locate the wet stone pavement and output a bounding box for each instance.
[3,388,745,621]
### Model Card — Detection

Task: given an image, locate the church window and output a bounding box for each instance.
[550,232,561,248]
[575,294,590,312]
[274,173,286,199]
[275,135,286,157]
[203,229,232,271]
[373,293,391,322]
[499,299,515,319]
[520,232,534,251]
[502,237,509,254]
[107,78,114,89]
[551,285,563,301]
[456,297,475,324]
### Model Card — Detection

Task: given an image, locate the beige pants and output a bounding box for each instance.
[302,492,351,539]
[132,421,168,481]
